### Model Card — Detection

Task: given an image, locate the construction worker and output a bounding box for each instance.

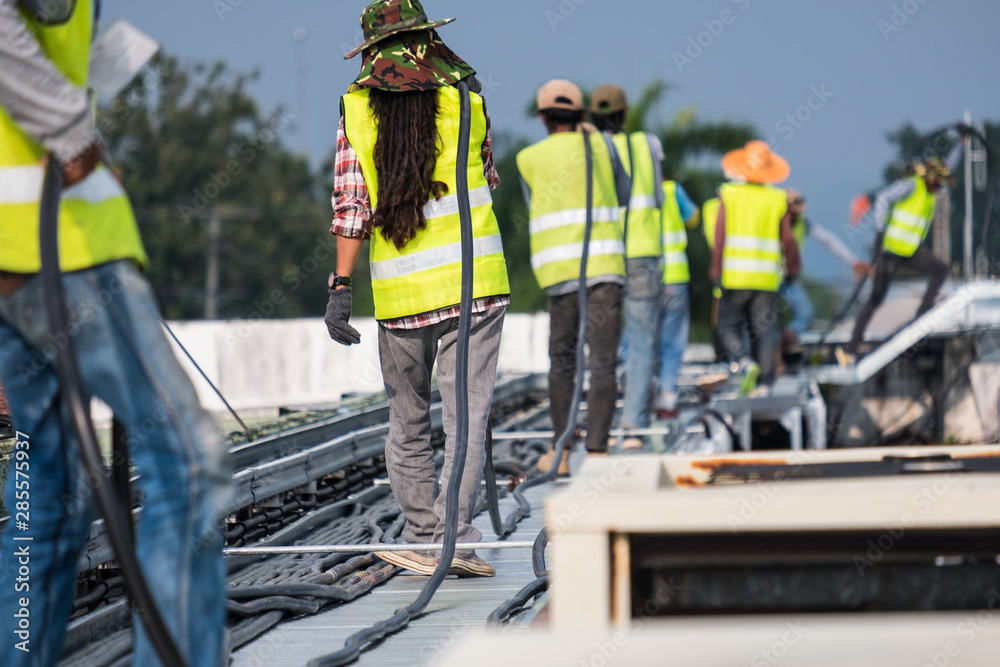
[709,141,801,395]
[587,84,668,443]
[780,189,873,344]
[841,145,964,366]
[0,1,231,665]
[653,178,700,420]
[517,79,629,472]
[327,0,509,577]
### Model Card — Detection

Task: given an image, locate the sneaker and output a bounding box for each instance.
[835,346,856,369]
[448,552,495,578]
[621,436,645,450]
[374,549,438,575]
[739,361,760,397]
[695,371,729,393]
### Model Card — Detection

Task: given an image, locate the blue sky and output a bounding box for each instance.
[102,0,999,286]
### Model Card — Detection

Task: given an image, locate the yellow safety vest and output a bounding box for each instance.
[0,0,146,274]
[342,86,509,321]
[661,181,689,285]
[703,197,720,251]
[516,132,625,290]
[612,132,660,259]
[720,183,787,292]
[793,214,808,251]
[883,176,936,258]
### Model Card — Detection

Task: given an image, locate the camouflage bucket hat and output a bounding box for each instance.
[346,1,475,91]
[353,29,476,92]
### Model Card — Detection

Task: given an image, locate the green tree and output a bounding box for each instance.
[100,54,335,320]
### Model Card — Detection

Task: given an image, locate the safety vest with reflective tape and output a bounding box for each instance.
[0,0,146,274]
[883,176,936,258]
[342,86,509,321]
[720,183,787,292]
[516,132,625,290]
[612,132,660,259]
[661,181,689,285]
[703,197,720,251]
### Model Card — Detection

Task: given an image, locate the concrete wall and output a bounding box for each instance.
[165,314,555,413]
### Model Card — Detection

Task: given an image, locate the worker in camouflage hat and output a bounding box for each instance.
[344,0,476,92]
[327,0,508,578]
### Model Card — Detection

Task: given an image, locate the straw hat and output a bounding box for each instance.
[721,141,790,184]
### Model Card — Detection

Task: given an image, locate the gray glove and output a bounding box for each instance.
[325,286,360,345]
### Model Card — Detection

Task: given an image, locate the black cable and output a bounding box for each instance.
[531,527,549,577]
[161,319,256,441]
[39,160,188,666]
[307,79,478,667]
[482,419,506,537]
[486,575,549,626]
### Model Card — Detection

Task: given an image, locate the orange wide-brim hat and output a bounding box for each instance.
[721,140,790,185]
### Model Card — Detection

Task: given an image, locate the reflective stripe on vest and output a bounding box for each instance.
[660,180,689,284]
[517,132,625,290]
[0,0,147,274]
[794,215,808,249]
[613,132,661,259]
[342,86,509,321]
[703,197,720,251]
[883,177,936,258]
[720,183,787,292]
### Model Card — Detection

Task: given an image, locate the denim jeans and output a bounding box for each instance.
[718,289,781,386]
[620,258,661,429]
[548,284,622,452]
[0,261,230,667]
[778,280,815,339]
[656,282,690,412]
[377,306,505,552]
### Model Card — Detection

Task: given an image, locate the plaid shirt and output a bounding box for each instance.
[331,108,508,330]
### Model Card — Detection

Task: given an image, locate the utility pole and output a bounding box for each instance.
[294,28,309,160]
[205,212,221,319]
[964,110,974,282]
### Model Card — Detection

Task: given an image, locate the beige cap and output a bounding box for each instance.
[537,79,584,112]
[590,83,627,115]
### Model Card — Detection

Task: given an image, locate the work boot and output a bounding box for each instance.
[374,550,438,575]
[835,346,856,369]
[536,446,571,476]
[448,552,495,578]
[737,359,760,397]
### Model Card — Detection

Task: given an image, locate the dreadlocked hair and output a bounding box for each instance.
[369,87,448,250]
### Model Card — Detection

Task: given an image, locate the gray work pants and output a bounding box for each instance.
[378,306,506,548]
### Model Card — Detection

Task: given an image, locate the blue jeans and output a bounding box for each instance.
[778,280,814,339]
[620,258,661,429]
[656,282,690,411]
[0,261,230,667]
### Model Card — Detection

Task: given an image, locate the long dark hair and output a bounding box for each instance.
[369,87,448,250]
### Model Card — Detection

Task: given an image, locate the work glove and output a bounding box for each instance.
[325,286,360,345]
